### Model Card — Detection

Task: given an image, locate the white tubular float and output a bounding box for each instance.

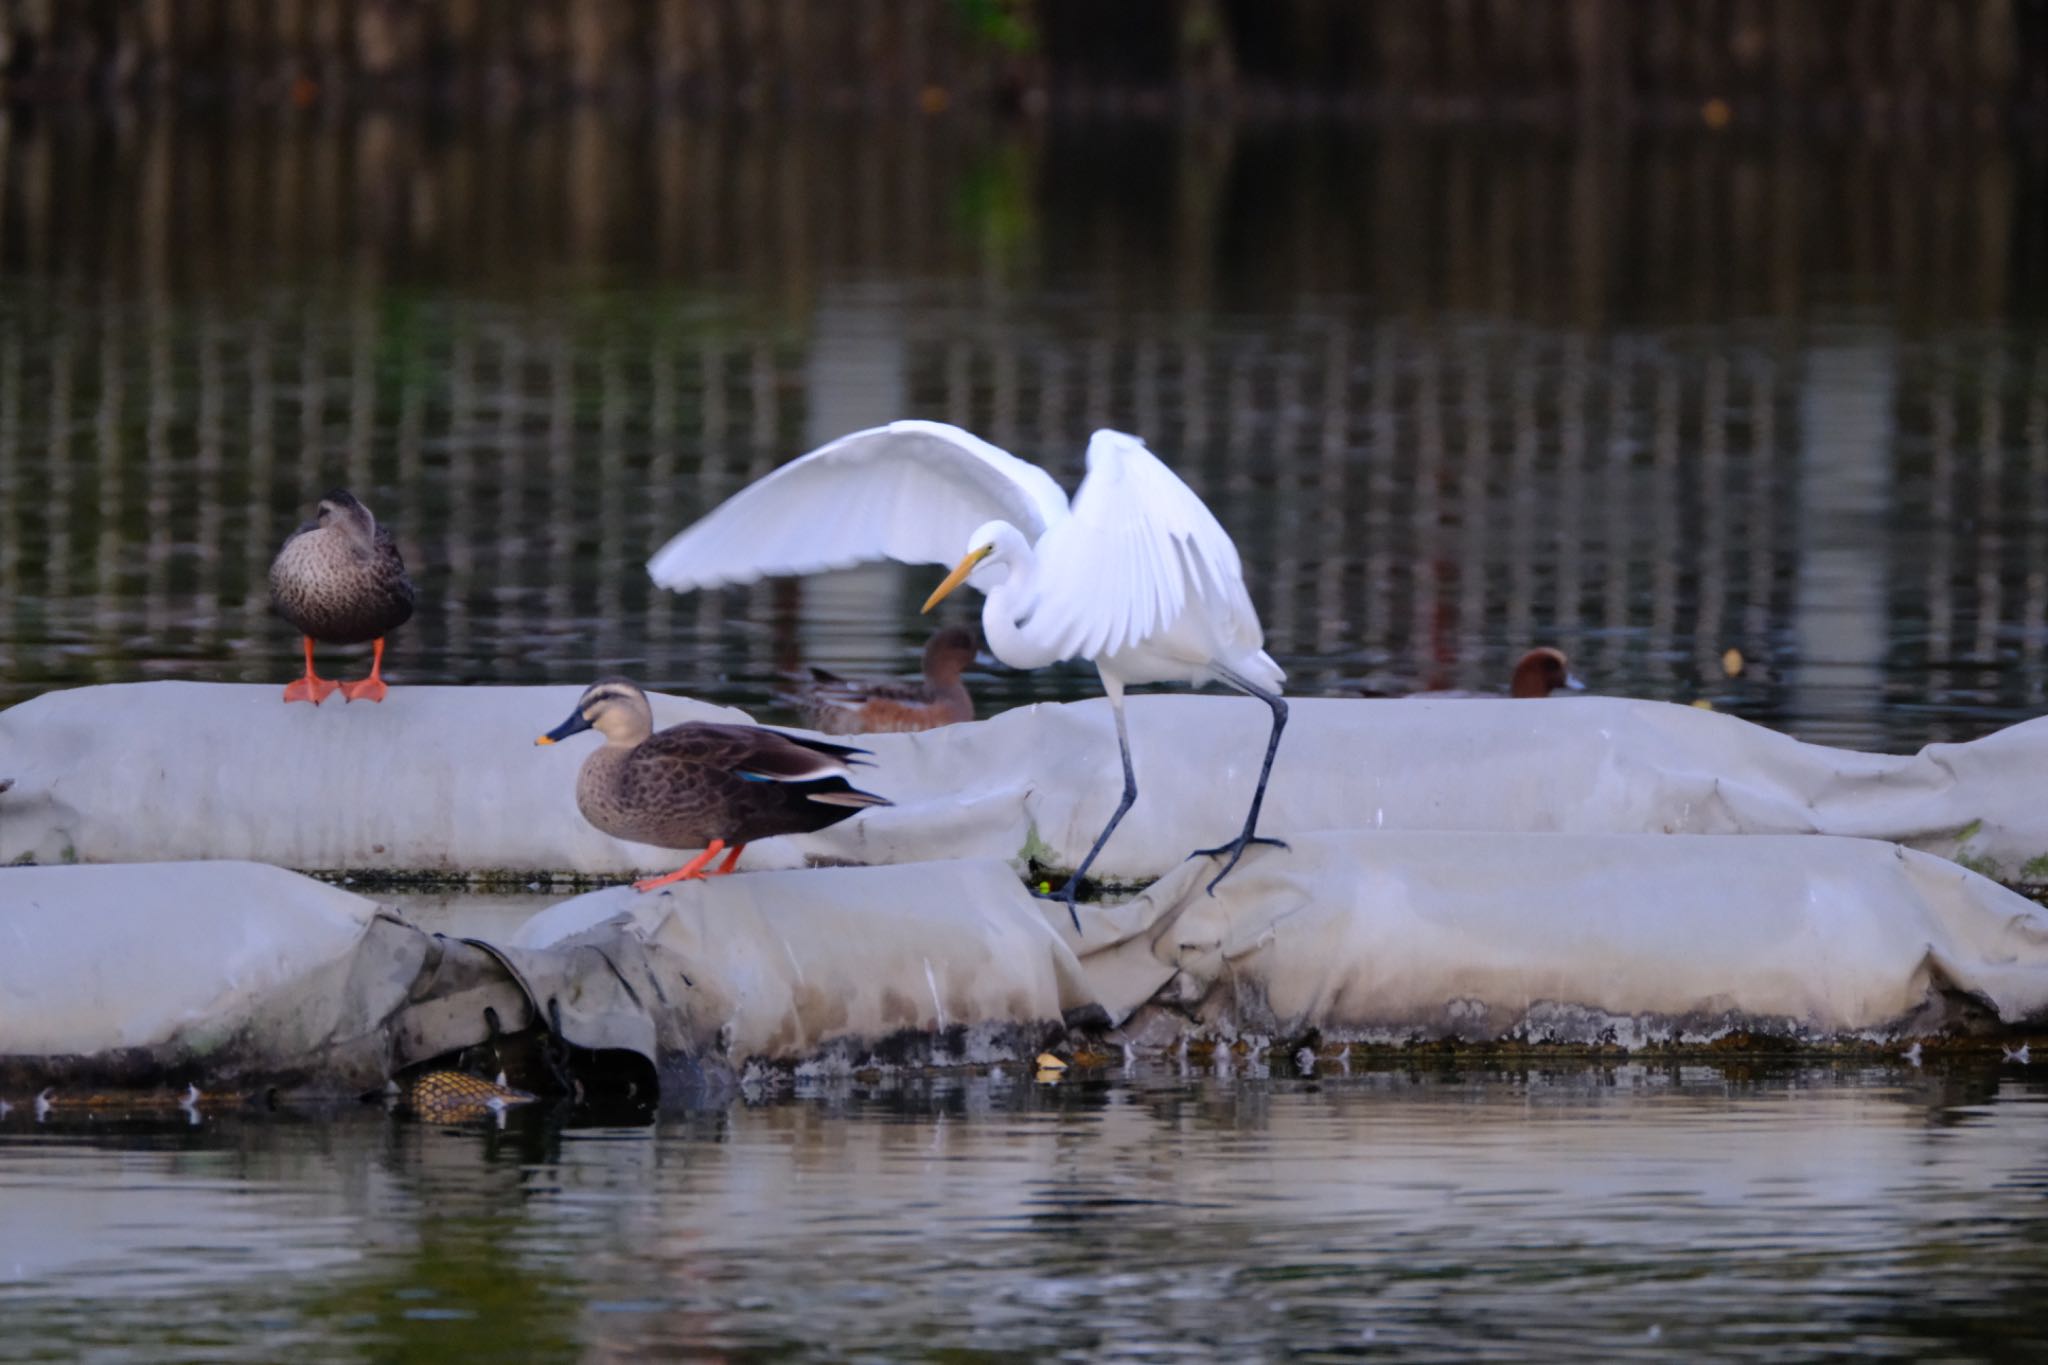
[6,832,2048,1090]
[6,683,2048,883]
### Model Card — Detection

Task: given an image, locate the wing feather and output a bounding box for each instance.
[1024,430,1264,662]
[647,420,1071,591]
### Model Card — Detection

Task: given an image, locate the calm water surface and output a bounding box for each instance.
[4,1063,2048,1361]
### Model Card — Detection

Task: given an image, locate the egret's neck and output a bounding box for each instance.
[978,542,1063,670]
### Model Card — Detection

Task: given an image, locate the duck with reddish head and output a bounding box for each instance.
[1399,647,1587,699]
[777,626,980,734]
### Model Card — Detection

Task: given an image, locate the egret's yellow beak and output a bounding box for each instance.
[922,545,992,613]
[533,735,555,746]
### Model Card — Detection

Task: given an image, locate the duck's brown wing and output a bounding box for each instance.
[637,722,868,781]
[773,675,948,734]
[783,673,932,705]
[623,723,887,843]
[373,526,417,613]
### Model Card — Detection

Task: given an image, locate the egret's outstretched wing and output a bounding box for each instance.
[647,420,1070,591]
[1025,430,1265,661]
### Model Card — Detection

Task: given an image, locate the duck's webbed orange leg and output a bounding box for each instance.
[634,839,727,892]
[283,637,340,704]
[712,843,746,876]
[340,637,392,703]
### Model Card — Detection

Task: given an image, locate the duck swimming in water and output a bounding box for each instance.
[1397,647,1587,699]
[268,489,415,703]
[776,626,979,734]
[1504,647,1585,698]
[536,678,892,892]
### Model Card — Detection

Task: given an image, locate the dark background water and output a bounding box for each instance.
[1,112,2046,751]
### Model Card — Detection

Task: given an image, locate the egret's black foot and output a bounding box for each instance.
[1031,877,1085,933]
[1189,833,1290,895]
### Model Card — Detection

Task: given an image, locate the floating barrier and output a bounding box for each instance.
[6,684,2048,885]
[5,831,2046,1096]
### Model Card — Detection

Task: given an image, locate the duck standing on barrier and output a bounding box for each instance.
[645,420,1288,924]
[536,678,892,892]
[268,489,415,704]
[776,626,980,734]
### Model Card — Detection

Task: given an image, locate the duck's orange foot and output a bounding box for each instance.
[632,868,710,893]
[633,840,728,892]
[283,676,340,704]
[340,676,389,703]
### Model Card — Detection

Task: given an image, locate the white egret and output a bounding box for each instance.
[645,419,1288,923]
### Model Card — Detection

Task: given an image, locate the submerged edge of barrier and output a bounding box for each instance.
[7,836,2048,1108]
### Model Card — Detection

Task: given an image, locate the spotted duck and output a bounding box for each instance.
[536,678,892,891]
[268,489,415,703]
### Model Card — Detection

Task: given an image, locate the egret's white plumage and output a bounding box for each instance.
[647,420,1290,918]
[648,420,1069,589]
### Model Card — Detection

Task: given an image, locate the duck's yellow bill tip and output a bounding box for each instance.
[533,735,555,746]
[921,544,993,613]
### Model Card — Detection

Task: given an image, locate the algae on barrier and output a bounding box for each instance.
[1014,823,1154,901]
[302,867,625,894]
[1947,817,2004,881]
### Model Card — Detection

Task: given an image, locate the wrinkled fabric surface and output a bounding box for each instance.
[5,683,2047,882]
[1071,832,2048,1043]
[6,836,2048,1094]
[516,860,1091,1065]
[0,862,534,1091]
[0,860,1081,1090]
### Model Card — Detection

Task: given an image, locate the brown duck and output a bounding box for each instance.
[776,626,979,734]
[536,678,892,892]
[1505,647,1586,698]
[268,489,415,703]
[1398,647,1587,699]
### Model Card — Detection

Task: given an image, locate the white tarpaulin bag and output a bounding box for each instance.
[5,682,2047,882]
[5,835,2048,1089]
[1067,832,2048,1043]
[0,861,536,1091]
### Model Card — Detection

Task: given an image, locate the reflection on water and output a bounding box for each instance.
[1,116,2046,752]
[4,1064,2048,1360]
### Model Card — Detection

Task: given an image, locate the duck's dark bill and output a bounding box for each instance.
[538,709,594,745]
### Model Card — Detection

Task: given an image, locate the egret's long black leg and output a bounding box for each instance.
[1034,681,1137,933]
[1188,671,1290,895]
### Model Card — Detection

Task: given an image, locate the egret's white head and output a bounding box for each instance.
[923,521,1028,611]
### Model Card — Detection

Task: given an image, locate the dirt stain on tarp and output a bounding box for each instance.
[790,982,852,1035]
[878,987,922,1029]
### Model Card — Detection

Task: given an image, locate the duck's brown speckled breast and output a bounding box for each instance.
[574,743,726,850]
[269,526,415,644]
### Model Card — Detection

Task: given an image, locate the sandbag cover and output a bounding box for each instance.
[8,834,2048,1095]
[7,683,2048,884]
